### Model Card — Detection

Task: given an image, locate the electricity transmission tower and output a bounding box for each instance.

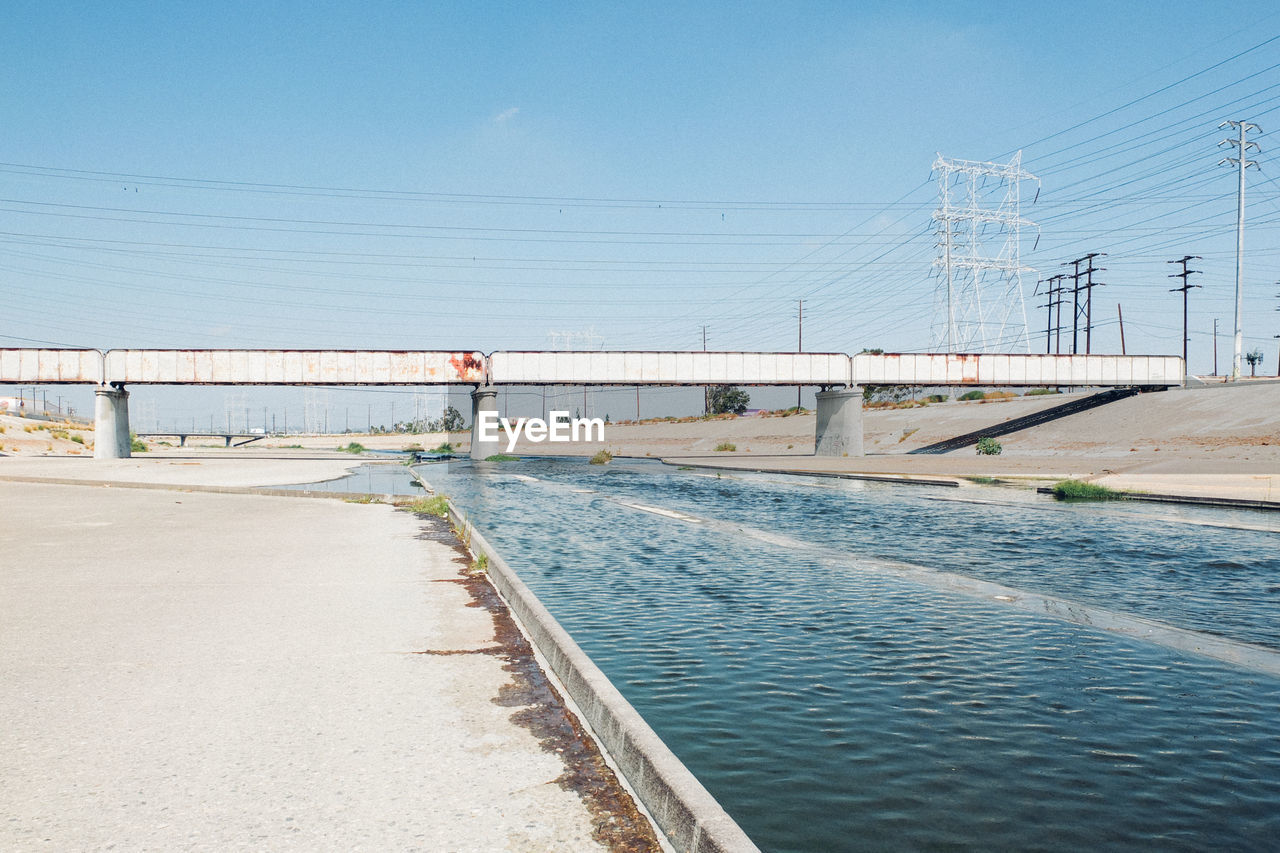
[931,151,1039,353]
[303,390,330,434]
[223,393,248,433]
[547,327,605,351]
[1217,119,1261,380]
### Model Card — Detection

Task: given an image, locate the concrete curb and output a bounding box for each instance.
[1034,485,1280,512]
[446,505,760,853]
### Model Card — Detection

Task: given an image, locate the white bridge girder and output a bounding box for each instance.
[0,349,1184,388]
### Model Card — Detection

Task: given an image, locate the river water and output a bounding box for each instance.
[324,459,1280,851]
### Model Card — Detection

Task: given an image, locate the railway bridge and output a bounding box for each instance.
[0,348,1184,460]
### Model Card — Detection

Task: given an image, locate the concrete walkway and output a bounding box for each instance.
[0,480,655,851]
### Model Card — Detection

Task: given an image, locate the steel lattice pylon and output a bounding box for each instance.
[931,151,1039,353]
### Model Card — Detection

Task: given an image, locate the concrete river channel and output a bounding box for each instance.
[299,458,1280,851]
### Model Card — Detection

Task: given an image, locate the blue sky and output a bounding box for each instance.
[3,2,1280,423]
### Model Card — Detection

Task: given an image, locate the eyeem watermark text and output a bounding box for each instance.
[476,410,605,452]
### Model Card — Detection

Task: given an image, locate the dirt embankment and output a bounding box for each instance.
[0,413,94,456]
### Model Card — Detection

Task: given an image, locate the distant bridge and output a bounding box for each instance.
[0,348,1184,459]
[134,431,267,448]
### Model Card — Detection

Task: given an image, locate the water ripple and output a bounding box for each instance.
[417,460,1280,852]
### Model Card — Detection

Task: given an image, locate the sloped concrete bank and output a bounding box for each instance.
[441,498,760,853]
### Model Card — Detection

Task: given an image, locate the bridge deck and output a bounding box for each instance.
[0,349,1184,387]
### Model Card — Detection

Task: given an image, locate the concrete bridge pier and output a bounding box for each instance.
[814,387,863,457]
[93,385,132,460]
[469,385,500,461]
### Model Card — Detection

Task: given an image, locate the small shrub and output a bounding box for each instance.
[1052,480,1122,501]
[709,385,750,415]
[404,443,424,452]
[70,434,84,445]
[714,442,736,452]
[429,442,454,454]
[484,453,518,462]
[337,442,366,454]
[344,495,382,504]
[976,437,1002,455]
[1026,388,1060,396]
[589,450,613,465]
[129,432,148,453]
[924,394,949,403]
[404,495,450,517]
[958,390,986,401]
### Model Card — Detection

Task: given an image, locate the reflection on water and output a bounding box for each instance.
[277,462,419,495]
[415,458,1280,852]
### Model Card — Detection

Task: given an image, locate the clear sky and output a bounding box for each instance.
[3,2,1280,425]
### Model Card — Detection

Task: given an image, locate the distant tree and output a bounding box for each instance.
[709,385,750,415]
[1246,349,1264,377]
[859,349,888,400]
[440,405,466,432]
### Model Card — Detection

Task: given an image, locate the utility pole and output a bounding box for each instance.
[1037,276,1066,354]
[1080,254,1105,354]
[1034,279,1047,353]
[1168,255,1202,368]
[1064,258,1084,353]
[1117,304,1126,355]
[1213,319,1219,376]
[797,300,804,411]
[702,325,709,415]
[1218,119,1261,380]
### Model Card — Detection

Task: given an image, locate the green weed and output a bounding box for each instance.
[976,437,1002,455]
[1052,480,1123,501]
[404,495,450,517]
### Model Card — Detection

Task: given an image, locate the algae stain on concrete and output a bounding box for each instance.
[413,514,662,853]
